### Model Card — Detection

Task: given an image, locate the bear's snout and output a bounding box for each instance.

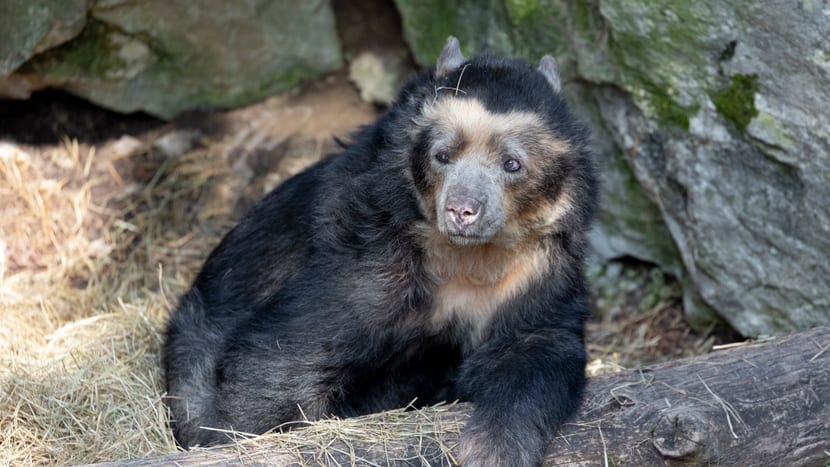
[446,194,483,228]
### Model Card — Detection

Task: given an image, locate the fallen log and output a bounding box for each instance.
[85,326,830,466]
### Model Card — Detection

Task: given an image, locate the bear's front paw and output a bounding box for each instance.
[457,423,544,467]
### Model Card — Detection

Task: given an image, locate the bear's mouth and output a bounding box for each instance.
[447,232,490,246]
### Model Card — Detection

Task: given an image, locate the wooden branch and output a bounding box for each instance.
[86,326,830,466]
[545,325,830,466]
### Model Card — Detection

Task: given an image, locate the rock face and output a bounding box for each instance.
[1,0,342,118]
[585,0,830,337]
[0,0,88,75]
[395,0,830,337]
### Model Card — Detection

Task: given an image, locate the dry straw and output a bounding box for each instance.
[0,84,383,465]
[0,136,214,465]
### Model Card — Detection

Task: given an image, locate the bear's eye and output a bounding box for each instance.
[503,159,522,172]
[435,151,451,164]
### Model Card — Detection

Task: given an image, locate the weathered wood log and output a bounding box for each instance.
[85,326,830,466]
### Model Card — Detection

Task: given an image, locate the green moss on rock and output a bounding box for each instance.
[24,19,126,80]
[506,0,569,60]
[395,0,569,66]
[597,1,723,129]
[394,0,466,65]
[712,73,759,132]
[505,0,539,23]
[643,80,699,129]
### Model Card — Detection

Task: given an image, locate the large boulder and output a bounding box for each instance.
[395,0,830,337]
[2,0,342,118]
[0,0,88,75]
[588,0,830,336]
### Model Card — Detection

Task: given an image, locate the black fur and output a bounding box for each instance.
[164,44,597,467]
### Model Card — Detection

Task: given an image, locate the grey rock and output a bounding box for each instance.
[106,135,144,159]
[153,130,202,159]
[348,49,410,105]
[588,1,830,336]
[335,0,415,106]
[0,0,88,75]
[567,84,683,277]
[4,0,342,119]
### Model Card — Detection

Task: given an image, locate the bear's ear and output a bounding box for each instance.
[436,36,466,78]
[538,55,562,94]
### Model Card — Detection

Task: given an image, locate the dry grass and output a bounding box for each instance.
[180,403,466,466]
[0,136,222,465]
[0,79,379,466]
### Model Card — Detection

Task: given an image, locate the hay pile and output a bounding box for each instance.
[0,79,384,465]
[0,78,714,466]
[0,135,220,465]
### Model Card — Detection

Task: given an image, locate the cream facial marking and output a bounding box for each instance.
[417,98,572,161]
[521,191,575,234]
[415,98,574,245]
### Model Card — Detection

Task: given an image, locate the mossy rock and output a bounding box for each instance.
[0,0,87,75]
[17,0,342,118]
[712,73,759,132]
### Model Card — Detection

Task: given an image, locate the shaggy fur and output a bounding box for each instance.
[163,37,598,466]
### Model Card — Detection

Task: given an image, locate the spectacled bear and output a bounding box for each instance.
[163,36,598,466]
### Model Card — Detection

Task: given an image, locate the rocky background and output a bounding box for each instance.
[2,0,828,338]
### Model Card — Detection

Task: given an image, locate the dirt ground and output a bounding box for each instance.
[0,75,721,465]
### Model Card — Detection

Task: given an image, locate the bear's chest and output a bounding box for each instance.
[425,243,549,346]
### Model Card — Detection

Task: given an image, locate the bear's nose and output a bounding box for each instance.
[446,195,482,227]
